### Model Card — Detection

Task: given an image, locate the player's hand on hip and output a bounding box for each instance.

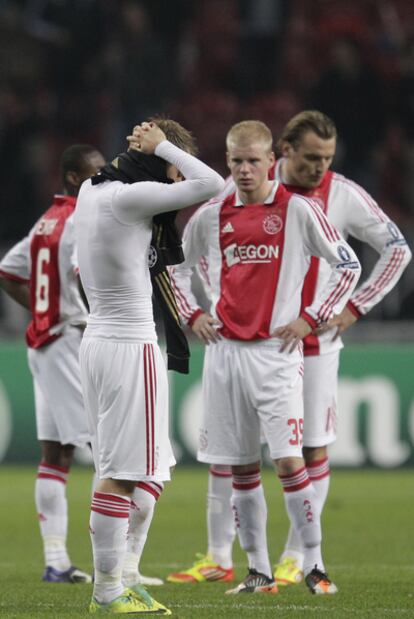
[271,317,311,353]
[192,313,221,345]
[327,306,358,341]
[126,122,166,155]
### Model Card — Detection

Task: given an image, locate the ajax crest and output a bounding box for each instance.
[263,214,283,235]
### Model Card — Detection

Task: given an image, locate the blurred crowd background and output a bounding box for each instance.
[1,0,414,334]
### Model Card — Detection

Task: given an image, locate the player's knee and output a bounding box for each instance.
[41,440,75,469]
[302,446,328,464]
[274,456,304,477]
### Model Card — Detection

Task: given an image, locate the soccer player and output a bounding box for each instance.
[75,120,224,614]
[167,111,412,591]
[169,120,361,595]
[0,144,105,583]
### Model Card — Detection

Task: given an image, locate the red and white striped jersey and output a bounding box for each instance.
[0,195,87,348]
[170,181,361,342]
[187,161,411,354]
[274,160,412,355]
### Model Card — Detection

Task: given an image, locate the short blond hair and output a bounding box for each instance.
[226,120,273,152]
[149,115,198,156]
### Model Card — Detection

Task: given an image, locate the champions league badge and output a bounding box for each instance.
[337,244,351,262]
[148,245,158,268]
[336,244,359,269]
[263,213,283,235]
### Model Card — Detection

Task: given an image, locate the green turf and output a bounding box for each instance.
[1,466,413,618]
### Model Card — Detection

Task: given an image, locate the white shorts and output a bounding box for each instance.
[28,330,89,447]
[79,337,175,482]
[197,339,304,465]
[303,351,339,447]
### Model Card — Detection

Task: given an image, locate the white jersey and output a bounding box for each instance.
[75,140,224,341]
[0,195,87,348]
[170,181,361,340]
[273,160,412,355]
[186,162,411,354]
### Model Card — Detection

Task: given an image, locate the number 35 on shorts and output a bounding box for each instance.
[288,418,304,446]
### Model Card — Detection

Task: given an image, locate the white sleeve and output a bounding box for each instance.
[193,174,236,301]
[295,197,361,327]
[170,206,212,325]
[112,141,225,224]
[341,181,412,315]
[64,215,80,274]
[0,233,32,283]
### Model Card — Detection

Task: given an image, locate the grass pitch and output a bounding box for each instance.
[0,465,413,618]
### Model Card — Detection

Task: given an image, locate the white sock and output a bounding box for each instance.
[90,492,131,604]
[35,462,70,571]
[280,458,331,569]
[231,470,272,579]
[122,482,163,585]
[307,458,330,514]
[279,467,323,576]
[207,465,235,569]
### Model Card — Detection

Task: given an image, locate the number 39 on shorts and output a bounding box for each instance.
[287,418,304,446]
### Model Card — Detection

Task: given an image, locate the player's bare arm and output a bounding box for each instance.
[271,317,312,353]
[0,276,30,310]
[192,312,221,345]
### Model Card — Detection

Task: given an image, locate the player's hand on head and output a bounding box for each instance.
[126,125,142,152]
[126,122,166,155]
[192,313,221,345]
[271,317,312,353]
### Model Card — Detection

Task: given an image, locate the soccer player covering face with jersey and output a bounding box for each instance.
[169,120,361,595]
[168,112,411,594]
[0,144,105,584]
[74,120,224,614]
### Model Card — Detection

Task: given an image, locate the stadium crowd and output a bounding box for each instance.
[0,0,413,322]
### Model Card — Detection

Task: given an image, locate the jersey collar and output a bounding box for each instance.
[54,194,77,207]
[234,180,279,207]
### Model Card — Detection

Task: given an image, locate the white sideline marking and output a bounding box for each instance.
[172,604,414,614]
